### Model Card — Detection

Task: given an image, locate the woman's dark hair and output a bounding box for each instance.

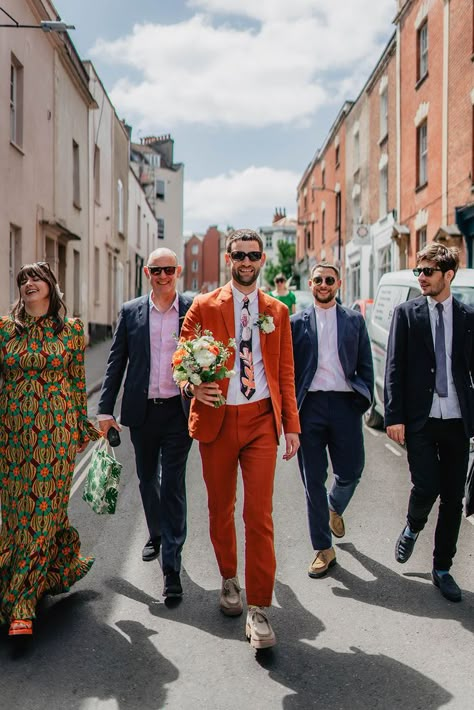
[11,262,67,335]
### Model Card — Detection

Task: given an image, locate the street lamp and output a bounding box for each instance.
[312,184,342,265]
[0,7,75,31]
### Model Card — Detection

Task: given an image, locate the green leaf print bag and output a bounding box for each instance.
[82,439,122,514]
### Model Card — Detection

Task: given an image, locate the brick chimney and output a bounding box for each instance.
[272,207,286,223]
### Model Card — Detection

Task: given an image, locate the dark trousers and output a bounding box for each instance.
[297,391,365,551]
[405,418,469,570]
[130,396,192,574]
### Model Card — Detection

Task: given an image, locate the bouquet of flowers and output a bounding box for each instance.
[172,326,236,407]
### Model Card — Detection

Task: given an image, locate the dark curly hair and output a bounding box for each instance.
[11,262,67,335]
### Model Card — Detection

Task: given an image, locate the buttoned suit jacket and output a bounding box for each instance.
[290,303,374,412]
[180,282,300,443]
[97,293,192,428]
[384,295,474,437]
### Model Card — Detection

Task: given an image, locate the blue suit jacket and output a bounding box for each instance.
[97,293,192,428]
[290,303,374,412]
[384,295,474,437]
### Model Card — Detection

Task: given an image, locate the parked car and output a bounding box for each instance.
[350,298,374,321]
[365,268,474,429]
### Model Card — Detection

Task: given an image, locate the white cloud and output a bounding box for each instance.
[184,166,299,231]
[91,1,395,129]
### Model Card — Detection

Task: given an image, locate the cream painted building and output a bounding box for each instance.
[127,168,157,300]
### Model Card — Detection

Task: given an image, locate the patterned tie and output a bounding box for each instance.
[435,302,448,398]
[240,297,255,399]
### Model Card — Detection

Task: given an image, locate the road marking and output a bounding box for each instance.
[364,426,379,437]
[385,443,402,457]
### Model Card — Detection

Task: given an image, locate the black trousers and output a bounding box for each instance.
[130,396,192,575]
[405,418,469,570]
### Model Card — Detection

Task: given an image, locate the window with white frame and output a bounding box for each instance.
[417,227,427,251]
[94,246,100,304]
[156,179,165,200]
[417,21,428,82]
[72,140,81,208]
[321,208,326,244]
[353,132,360,171]
[117,179,124,233]
[378,245,391,279]
[9,225,21,305]
[192,260,198,272]
[265,234,272,249]
[380,89,388,139]
[157,218,165,240]
[350,261,361,302]
[417,121,428,187]
[191,244,199,255]
[379,165,388,218]
[10,55,23,147]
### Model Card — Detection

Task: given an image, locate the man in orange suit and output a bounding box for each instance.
[180,228,300,650]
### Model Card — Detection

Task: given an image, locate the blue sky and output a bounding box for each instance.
[54,0,396,234]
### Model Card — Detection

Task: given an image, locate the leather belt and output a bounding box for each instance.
[148,396,180,405]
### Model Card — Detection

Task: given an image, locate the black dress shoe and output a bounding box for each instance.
[432,570,462,602]
[163,571,183,598]
[142,537,161,562]
[394,527,418,563]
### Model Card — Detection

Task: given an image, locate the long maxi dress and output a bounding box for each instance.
[0,315,100,623]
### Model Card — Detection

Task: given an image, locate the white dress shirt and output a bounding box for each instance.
[308,303,353,393]
[427,294,462,419]
[226,285,270,405]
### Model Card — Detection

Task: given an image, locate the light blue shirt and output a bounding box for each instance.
[427,294,462,419]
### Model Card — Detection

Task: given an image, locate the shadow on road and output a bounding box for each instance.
[0,589,178,710]
[331,542,474,635]
[106,572,452,709]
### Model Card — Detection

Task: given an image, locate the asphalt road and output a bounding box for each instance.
[1,395,473,710]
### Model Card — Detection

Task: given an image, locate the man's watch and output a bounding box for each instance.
[183,382,195,399]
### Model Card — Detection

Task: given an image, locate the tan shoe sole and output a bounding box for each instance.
[220,602,243,617]
[245,623,276,649]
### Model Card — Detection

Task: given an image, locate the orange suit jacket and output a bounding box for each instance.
[180,283,301,443]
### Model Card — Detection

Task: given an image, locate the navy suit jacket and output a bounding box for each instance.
[290,303,374,412]
[97,293,192,428]
[384,295,474,437]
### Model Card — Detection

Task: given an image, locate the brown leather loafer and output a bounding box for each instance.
[308,547,337,578]
[245,606,276,649]
[329,510,345,538]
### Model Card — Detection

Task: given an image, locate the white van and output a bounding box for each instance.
[366,268,474,428]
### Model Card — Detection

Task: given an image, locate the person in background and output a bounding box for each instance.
[97,248,193,600]
[291,262,373,579]
[270,273,296,314]
[385,243,474,603]
[180,229,300,650]
[0,262,100,637]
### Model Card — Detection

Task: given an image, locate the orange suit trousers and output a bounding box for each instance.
[199,398,278,607]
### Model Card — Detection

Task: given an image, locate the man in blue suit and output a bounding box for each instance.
[291,263,374,578]
[97,248,193,598]
[385,243,474,602]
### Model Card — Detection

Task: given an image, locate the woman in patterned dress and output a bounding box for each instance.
[0,262,100,636]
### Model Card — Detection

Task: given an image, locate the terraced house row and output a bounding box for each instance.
[296,0,474,304]
[1,0,184,343]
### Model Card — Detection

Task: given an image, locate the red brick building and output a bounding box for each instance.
[183,225,224,292]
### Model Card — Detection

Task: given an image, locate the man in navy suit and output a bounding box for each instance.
[97,248,193,598]
[291,263,373,578]
[385,243,474,602]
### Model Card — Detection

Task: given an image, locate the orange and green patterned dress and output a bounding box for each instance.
[0,315,100,623]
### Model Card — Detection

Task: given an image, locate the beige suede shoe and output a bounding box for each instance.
[219,576,243,616]
[245,606,276,649]
[308,547,337,578]
[329,509,345,538]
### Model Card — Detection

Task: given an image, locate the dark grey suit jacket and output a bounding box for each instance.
[290,303,374,412]
[384,295,474,437]
[97,293,192,428]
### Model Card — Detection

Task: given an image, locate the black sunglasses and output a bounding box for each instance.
[413,267,443,277]
[312,275,336,286]
[275,278,286,284]
[230,251,262,262]
[147,266,177,275]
